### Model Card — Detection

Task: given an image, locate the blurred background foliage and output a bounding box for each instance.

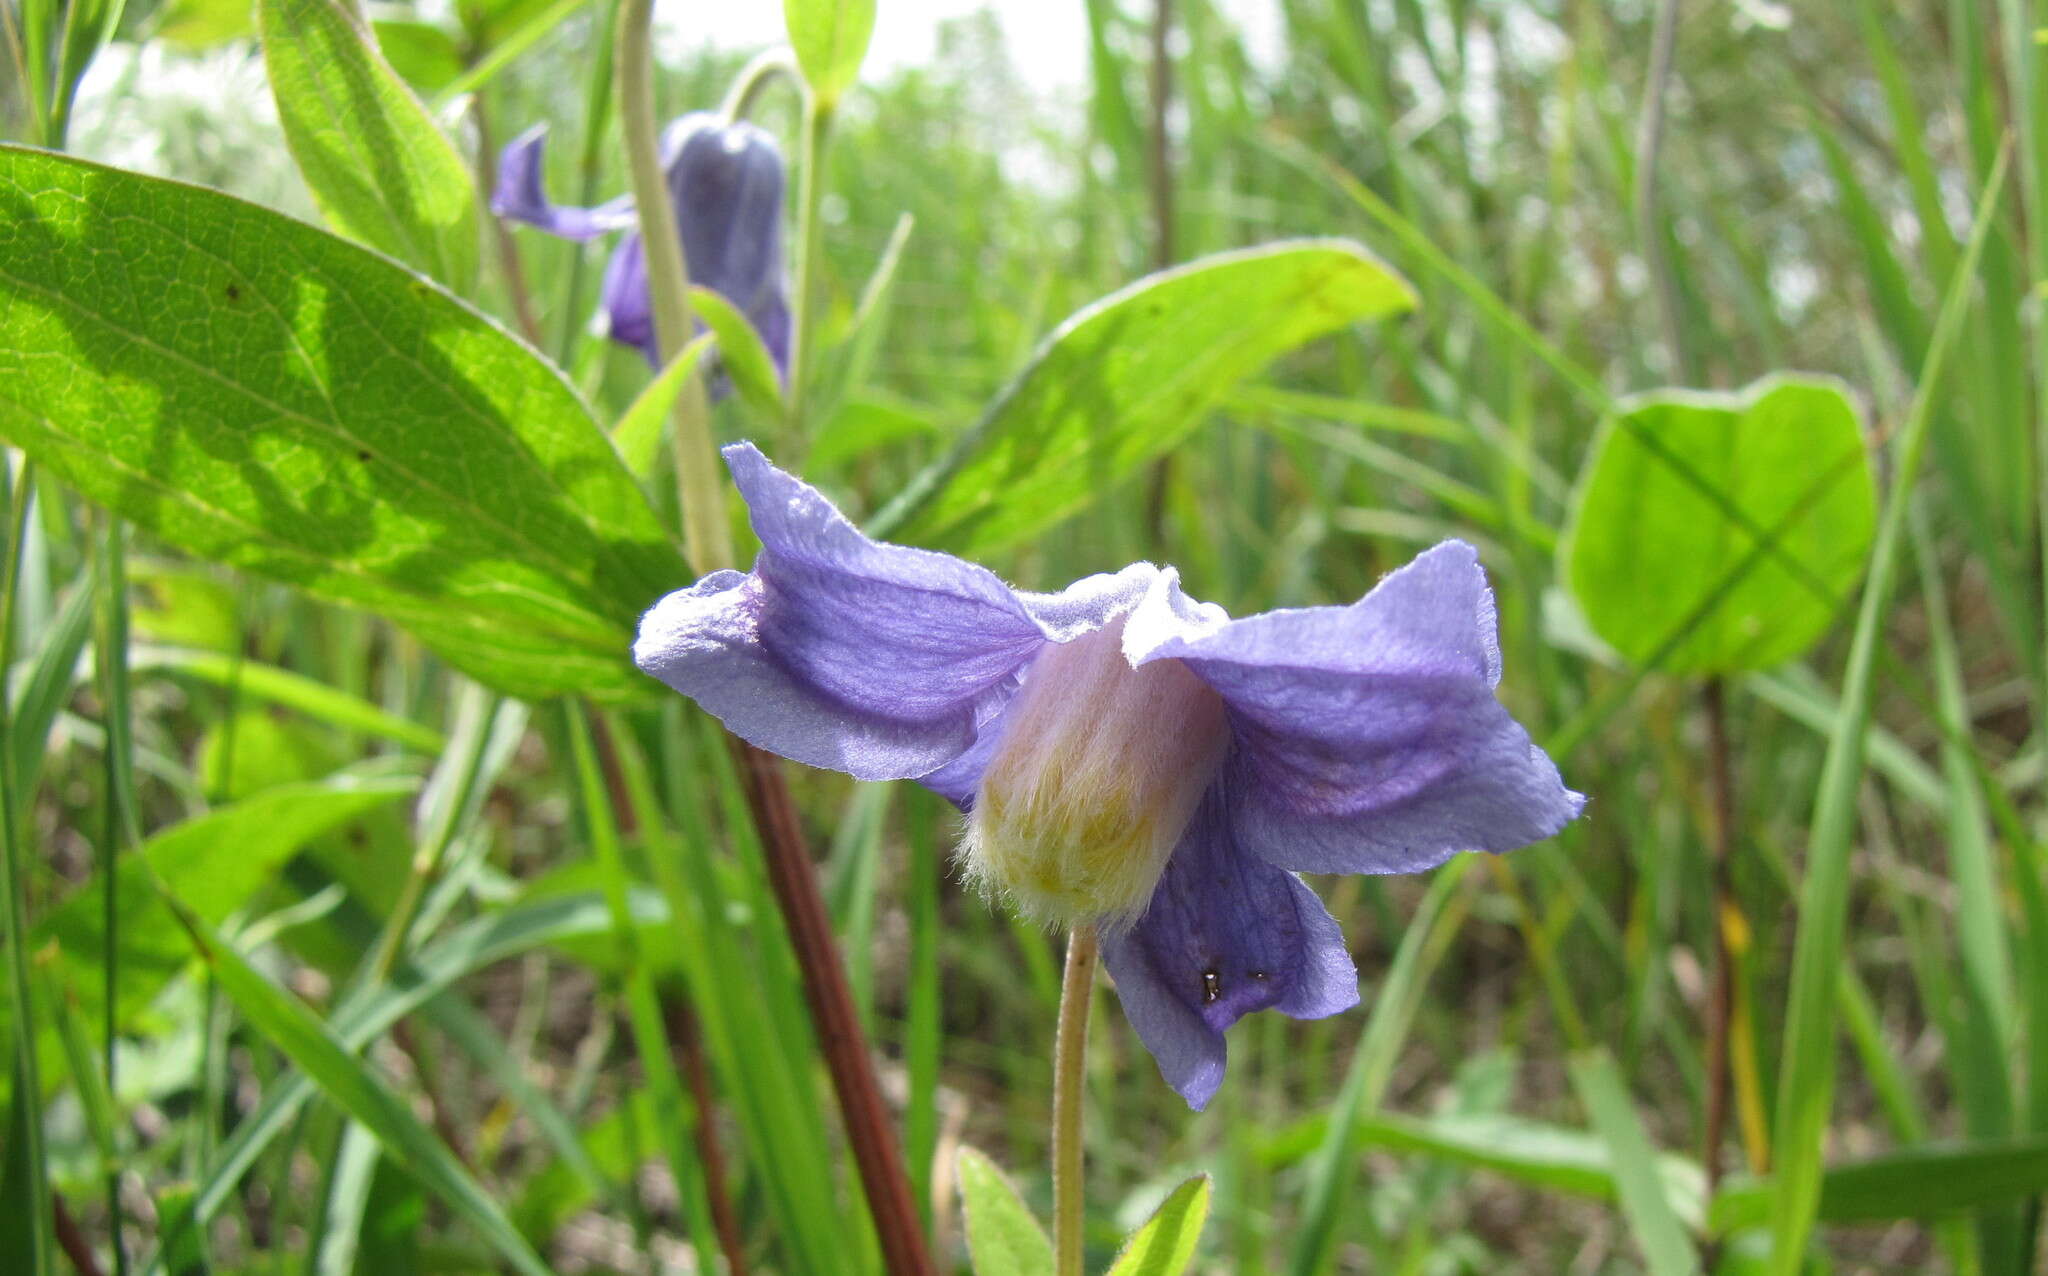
[3,0,2047,1272]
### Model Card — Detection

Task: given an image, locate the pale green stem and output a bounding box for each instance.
[785,95,833,440]
[1052,924,1099,1276]
[615,0,731,572]
[719,46,801,124]
[364,691,499,985]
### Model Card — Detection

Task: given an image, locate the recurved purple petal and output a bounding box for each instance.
[636,445,1048,780]
[1139,540,1583,875]
[492,125,638,240]
[1100,787,1358,1110]
[599,234,659,365]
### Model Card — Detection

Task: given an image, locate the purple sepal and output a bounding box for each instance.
[490,125,637,240]
[1101,785,1359,1110]
[1143,541,1586,876]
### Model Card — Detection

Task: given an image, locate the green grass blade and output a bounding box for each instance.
[160,890,551,1276]
[1569,1048,1700,1275]
[1288,856,1471,1275]
[1766,142,2011,1276]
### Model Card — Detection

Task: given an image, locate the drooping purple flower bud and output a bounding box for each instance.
[492,113,791,380]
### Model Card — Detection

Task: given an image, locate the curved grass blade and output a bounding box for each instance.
[159,891,550,1276]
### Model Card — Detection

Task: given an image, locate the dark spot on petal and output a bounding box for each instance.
[1201,969,1221,1004]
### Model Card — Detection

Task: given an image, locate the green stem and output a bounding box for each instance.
[1,458,53,1276]
[364,688,499,985]
[1052,925,1099,1276]
[615,0,730,573]
[719,46,801,124]
[785,95,833,440]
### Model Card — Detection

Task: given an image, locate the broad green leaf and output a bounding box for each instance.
[0,148,685,701]
[1106,1174,1210,1276]
[871,240,1417,554]
[160,892,551,1276]
[261,0,480,291]
[612,333,714,479]
[783,0,874,107]
[957,1146,1053,1276]
[1568,1049,1701,1276]
[689,284,785,422]
[1561,375,1875,676]
[1709,1136,2048,1233]
[37,777,417,1030]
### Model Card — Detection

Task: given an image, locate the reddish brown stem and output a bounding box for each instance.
[726,739,936,1276]
[54,1193,106,1276]
[665,998,749,1276]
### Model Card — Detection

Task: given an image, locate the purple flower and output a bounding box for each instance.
[633,446,1584,1109]
[493,112,791,377]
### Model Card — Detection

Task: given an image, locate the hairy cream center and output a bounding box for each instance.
[964,617,1230,923]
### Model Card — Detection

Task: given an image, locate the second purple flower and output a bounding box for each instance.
[493,111,792,379]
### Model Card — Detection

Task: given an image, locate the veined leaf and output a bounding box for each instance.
[871,240,1416,554]
[1563,376,1875,676]
[262,0,479,292]
[0,148,685,700]
[957,1146,1053,1276]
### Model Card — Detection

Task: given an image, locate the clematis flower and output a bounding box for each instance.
[633,445,1584,1109]
[492,112,791,377]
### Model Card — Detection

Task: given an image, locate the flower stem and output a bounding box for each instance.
[1052,924,1100,1276]
[719,46,800,124]
[785,93,833,440]
[615,0,730,573]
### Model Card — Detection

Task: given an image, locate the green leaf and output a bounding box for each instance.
[9,577,93,797]
[37,777,417,1031]
[1561,375,1876,676]
[160,891,550,1276]
[957,1146,1053,1276]
[783,0,875,107]
[261,0,480,292]
[1709,1136,2048,1233]
[1106,1173,1210,1276]
[1568,1049,1701,1276]
[0,148,684,701]
[870,240,1416,554]
[612,333,714,479]
[689,284,785,422]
